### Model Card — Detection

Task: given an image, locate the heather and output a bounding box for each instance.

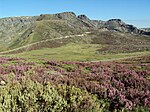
[0,56,150,111]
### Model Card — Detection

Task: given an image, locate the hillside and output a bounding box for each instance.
[0,12,150,53]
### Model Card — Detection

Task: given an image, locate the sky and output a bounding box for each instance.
[0,0,150,28]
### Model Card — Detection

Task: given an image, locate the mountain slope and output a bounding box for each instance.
[9,20,84,49]
[0,16,36,43]
[0,12,150,54]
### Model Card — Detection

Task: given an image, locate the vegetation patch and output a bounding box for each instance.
[0,56,150,111]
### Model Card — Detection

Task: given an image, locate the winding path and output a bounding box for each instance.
[0,32,91,54]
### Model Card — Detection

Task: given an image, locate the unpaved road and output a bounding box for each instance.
[0,32,91,54]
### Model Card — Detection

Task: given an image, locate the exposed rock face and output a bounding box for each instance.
[0,16,37,44]
[140,28,150,32]
[77,14,96,28]
[37,12,76,21]
[0,16,36,33]
[102,19,138,33]
[55,12,76,20]
[78,14,90,21]
[36,12,149,35]
[92,19,150,35]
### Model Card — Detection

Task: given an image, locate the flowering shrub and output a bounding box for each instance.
[0,56,150,111]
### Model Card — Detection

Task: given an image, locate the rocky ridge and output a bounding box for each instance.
[0,12,150,37]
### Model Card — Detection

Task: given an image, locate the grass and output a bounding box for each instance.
[13,43,101,61]
[6,43,150,61]
[0,29,150,62]
[7,20,84,50]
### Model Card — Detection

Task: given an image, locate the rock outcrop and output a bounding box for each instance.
[0,16,37,44]
[102,19,138,33]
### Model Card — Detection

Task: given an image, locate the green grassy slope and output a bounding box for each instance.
[7,43,150,61]
[1,29,150,61]
[0,18,150,62]
[9,20,84,49]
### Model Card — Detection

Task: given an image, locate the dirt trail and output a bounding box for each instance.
[0,32,90,54]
